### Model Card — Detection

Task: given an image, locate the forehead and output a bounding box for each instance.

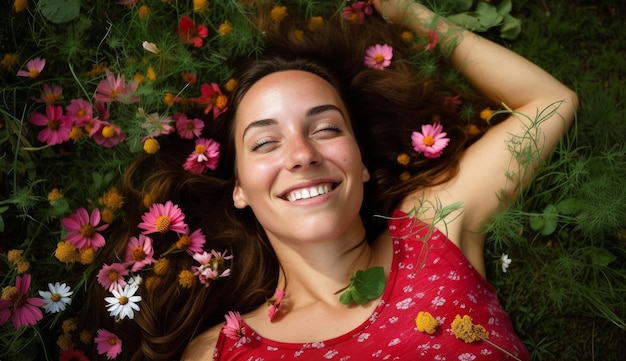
[234,70,347,127]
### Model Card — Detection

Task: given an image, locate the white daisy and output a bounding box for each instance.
[105,284,142,320]
[38,282,73,313]
[499,253,512,273]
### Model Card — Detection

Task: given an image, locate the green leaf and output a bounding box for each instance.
[339,266,386,305]
[497,0,513,16]
[556,198,585,215]
[38,0,81,24]
[529,204,559,235]
[500,14,522,39]
[590,247,616,267]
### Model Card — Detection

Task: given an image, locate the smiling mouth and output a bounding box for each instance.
[284,183,336,202]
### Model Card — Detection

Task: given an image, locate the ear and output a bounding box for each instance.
[362,165,370,183]
[232,181,249,209]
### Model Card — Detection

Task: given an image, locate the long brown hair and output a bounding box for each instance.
[80,5,499,361]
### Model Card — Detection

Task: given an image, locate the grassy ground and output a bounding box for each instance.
[484,0,626,359]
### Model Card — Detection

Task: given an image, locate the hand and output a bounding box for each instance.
[371,0,434,36]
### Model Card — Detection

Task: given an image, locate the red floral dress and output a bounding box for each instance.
[214,209,530,360]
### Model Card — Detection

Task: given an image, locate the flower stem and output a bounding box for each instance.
[480,336,521,361]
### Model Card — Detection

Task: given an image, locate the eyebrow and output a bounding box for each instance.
[241,104,345,140]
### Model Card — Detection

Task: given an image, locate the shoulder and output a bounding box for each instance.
[181,322,224,361]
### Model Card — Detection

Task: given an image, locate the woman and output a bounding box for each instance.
[82,1,576,360]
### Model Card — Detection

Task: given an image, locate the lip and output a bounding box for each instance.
[278,180,340,202]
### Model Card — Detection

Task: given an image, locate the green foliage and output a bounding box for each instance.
[338,266,386,305]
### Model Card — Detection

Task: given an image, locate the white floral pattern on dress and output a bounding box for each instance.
[213,210,530,361]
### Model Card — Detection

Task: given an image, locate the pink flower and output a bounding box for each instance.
[125,234,156,272]
[425,29,439,51]
[268,289,285,322]
[189,82,228,118]
[222,311,247,342]
[411,123,450,158]
[178,228,206,256]
[443,95,462,112]
[95,329,122,359]
[342,2,367,24]
[177,16,209,48]
[191,249,233,287]
[35,83,63,103]
[183,138,220,174]
[90,119,127,148]
[175,113,204,139]
[95,100,110,120]
[95,70,139,104]
[137,201,187,235]
[140,110,174,141]
[364,44,393,70]
[0,274,45,329]
[65,98,94,125]
[30,104,73,146]
[16,57,45,78]
[61,207,109,250]
[97,263,129,292]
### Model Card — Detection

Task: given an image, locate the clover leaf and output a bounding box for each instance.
[339,266,386,305]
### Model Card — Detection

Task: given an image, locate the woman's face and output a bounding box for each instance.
[232,70,370,245]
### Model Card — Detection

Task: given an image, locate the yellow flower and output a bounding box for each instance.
[176,234,191,250]
[178,269,197,289]
[308,16,324,31]
[15,260,30,274]
[396,153,410,166]
[145,275,162,292]
[154,258,170,276]
[47,188,64,204]
[270,5,287,23]
[62,317,78,334]
[143,192,156,209]
[56,333,74,351]
[415,311,439,334]
[163,92,175,106]
[218,20,233,36]
[101,187,124,210]
[480,107,493,122]
[55,241,79,263]
[1,53,19,71]
[138,5,150,19]
[7,249,24,264]
[399,171,411,181]
[193,0,209,13]
[69,126,88,142]
[1,286,17,301]
[147,66,157,81]
[450,314,489,343]
[86,62,107,77]
[143,138,160,154]
[13,0,28,13]
[100,207,115,224]
[225,78,237,92]
[134,73,145,85]
[466,124,480,136]
[79,330,92,345]
[101,125,116,139]
[401,30,414,44]
[290,29,305,43]
[78,247,95,265]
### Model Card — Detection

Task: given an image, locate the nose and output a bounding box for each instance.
[285,134,322,170]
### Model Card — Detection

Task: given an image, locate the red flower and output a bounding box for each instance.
[177,16,208,48]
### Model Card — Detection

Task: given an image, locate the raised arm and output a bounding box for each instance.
[374,0,578,228]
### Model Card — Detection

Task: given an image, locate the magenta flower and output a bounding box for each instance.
[94,100,110,120]
[222,311,247,342]
[364,44,393,70]
[65,98,94,125]
[16,57,46,78]
[183,138,220,174]
[192,249,233,287]
[95,70,139,104]
[426,29,439,51]
[178,228,206,256]
[411,123,450,158]
[61,207,109,250]
[35,83,63,103]
[0,274,45,329]
[137,201,187,235]
[177,16,209,48]
[175,113,204,139]
[95,329,123,359]
[97,263,130,292]
[443,94,462,112]
[60,349,89,361]
[342,2,368,24]
[30,104,73,146]
[90,119,127,148]
[268,289,285,322]
[125,234,156,272]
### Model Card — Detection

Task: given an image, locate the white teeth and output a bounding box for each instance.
[286,184,331,202]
